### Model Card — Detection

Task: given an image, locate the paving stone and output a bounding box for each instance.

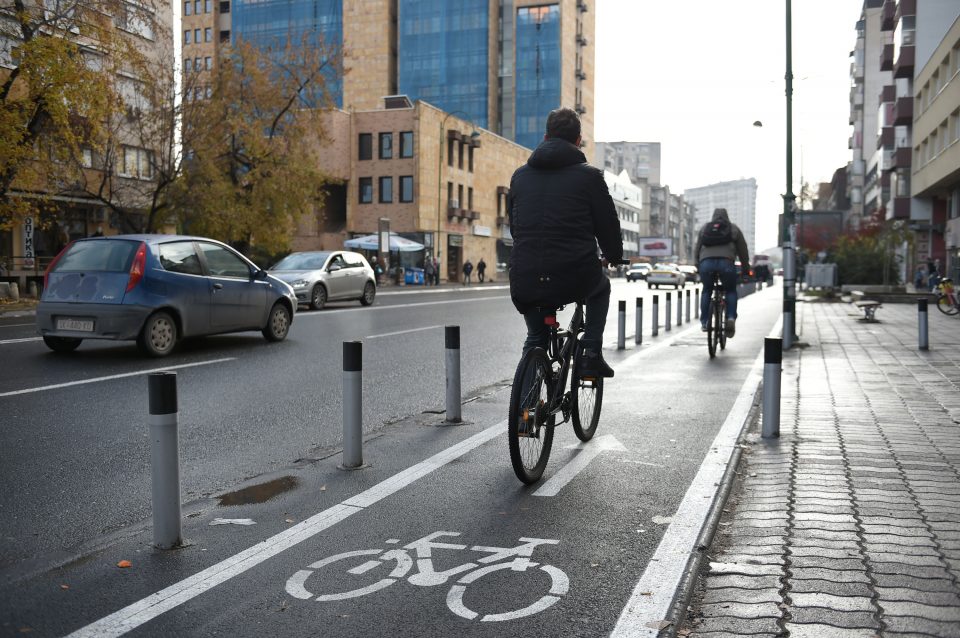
[862,542,941,557]
[782,624,878,638]
[688,632,779,638]
[789,537,861,551]
[788,546,860,560]
[704,574,782,591]
[793,520,859,532]
[862,533,936,547]
[859,512,925,524]
[701,587,782,606]
[790,556,865,571]
[793,512,857,524]
[881,601,960,622]
[708,562,784,577]
[883,615,960,637]
[875,587,960,606]
[788,592,876,612]
[860,523,929,536]
[790,568,871,584]
[785,607,879,629]
[687,616,782,634]
[699,602,781,619]
[712,553,784,566]
[720,544,784,557]
[869,563,952,579]
[871,573,956,591]
[865,551,945,567]
[792,528,861,543]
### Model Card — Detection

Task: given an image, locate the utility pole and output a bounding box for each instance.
[782,0,798,349]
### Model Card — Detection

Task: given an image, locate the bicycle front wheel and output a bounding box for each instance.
[936,294,959,315]
[571,343,603,441]
[508,348,556,484]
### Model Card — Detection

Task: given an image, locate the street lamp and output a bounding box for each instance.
[782,0,798,348]
[436,110,479,282]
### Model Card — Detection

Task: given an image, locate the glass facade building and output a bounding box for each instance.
[232,0,343,107]
[515,4,560,149]
[397,0,490,129]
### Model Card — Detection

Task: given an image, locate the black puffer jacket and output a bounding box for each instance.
[508,138,623,313]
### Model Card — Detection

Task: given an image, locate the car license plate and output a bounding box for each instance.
[57,318,94,332]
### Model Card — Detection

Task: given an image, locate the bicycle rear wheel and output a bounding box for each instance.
[707,298,718,358]
[571,343,603,441]
[508,348,556,484]
[719,300,728,350]
[936,294,959,315]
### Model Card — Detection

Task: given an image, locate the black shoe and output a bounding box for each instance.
[577,349,614,378]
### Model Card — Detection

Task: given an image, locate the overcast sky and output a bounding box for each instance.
[594,0,864,251]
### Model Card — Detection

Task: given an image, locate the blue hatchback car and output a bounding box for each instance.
[37,235,297,356]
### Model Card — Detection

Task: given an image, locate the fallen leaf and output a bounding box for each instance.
[640,591,652,596]
[285,518,295,524]
[117,560,132,568]
[645,620,672,630]
[209,518,256,526]
[590,563,599,568]
[320,485,327,491]
[60,584,69,590]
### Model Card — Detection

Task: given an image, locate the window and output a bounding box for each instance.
[205,85,212,99]
[447,138,455,166]
[121,146,154,179]
[447,181,454,206]
[205,27,212,42]
[193,0,200,15]
[184,0,191,15]
[199,243,251,278]
[205,57,211,70]
[358,133,372,160]
[467,187,473,211]
[205,0,212,12]
[220,0,230,12]
[159,242,203,276]
[379,132,393,159]
[400,176,414,202]
[194,28,200,43]
[457,184,464,208]
[194,57,201,72]
[399,131,413,158]
[184,29,191,44]
[219,30,230,43]
[359,177,373,203]
[379,176,393,203]
[468,145,474,172]
[458,141,464,169]
[184,57,192,73]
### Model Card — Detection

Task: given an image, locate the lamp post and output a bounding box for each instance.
[436,110,478,283]
[782,0,798,348]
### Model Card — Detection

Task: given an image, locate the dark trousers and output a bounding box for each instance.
[521,276,610,355]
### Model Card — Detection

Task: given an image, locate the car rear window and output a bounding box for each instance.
[54,240,139,273]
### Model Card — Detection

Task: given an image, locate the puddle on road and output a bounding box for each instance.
[217,476,299,507]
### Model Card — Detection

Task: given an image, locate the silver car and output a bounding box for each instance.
[268,250,377,310]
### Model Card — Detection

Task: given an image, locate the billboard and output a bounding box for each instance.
[638,237,673,258]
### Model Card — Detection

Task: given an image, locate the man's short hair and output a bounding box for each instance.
[545,108,581,144]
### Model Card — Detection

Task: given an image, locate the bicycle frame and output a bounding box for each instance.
[542,302,585,419]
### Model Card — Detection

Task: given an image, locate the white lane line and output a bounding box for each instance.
[378,284,510,296]
[67,420,505,638]
[0,336,42,345]
[0,323,35,328]
[533,435,628,497]
[294,295,509,318]
[366,325,443,339]
[610,317,781,638]
[0,358,236,398]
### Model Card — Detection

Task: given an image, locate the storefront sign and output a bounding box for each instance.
[473,225,491,237]
[23,217,34,268]
[448,234,463,247]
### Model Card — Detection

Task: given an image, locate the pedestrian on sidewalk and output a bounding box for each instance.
[927,258,941,291]
[462,259,474,286]
[914,263,926,291]
[477,258,487,283]
[424,257,436,287]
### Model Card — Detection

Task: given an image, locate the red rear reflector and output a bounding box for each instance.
[544,315,558,326]
[127,242,147,292]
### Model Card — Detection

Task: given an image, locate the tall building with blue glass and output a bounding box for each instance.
[225,0,594,151]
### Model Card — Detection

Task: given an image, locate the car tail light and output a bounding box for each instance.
[43,241,73,290]
[126,242,147,292]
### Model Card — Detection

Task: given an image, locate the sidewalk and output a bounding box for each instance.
[679,299,960,637]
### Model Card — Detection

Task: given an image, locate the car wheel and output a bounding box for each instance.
[262,302,291,342]
[138,311,177,357]
[310,284,327,310]
[43,336,82,353]
[359,281,376,306]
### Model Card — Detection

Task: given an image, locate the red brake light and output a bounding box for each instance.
[127,242,147,292]
[43,241,74,291]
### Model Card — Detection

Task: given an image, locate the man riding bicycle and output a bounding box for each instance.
[508,107,623,378]
[696,208,750,338]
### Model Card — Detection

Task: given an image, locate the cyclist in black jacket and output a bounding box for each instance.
[508,108,623,378]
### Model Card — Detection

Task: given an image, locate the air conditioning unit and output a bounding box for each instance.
[449,198,460,209]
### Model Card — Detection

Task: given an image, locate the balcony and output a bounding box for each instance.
[878,126,894,150]
[892,146,912,168]
[881,84,896,103]
[894,45,914,79]
[895,0,916,20]
[850,86,863,106]
[893,96,913,125]
[892,196,910,219]
[881,0,895,30]
[880,43,894,71]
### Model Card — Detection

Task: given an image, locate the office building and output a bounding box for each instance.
[595,142,661,185]
[684,179,758,254]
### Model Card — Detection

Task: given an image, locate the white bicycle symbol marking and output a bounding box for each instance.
[285,531,569,622]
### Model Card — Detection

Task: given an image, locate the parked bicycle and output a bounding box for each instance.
[284,531,568,622]
[934,277,960,316]
[508,300,603,484]
[706,271,728,358]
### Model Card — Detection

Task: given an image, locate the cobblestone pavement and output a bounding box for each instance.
[679,299,960,638]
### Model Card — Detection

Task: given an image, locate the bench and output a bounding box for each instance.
[851,290,881,322]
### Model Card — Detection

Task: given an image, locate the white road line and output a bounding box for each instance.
[0,323,35,328]
[0,336,42,345]
[378,284,510,296]
[0,358,236,398]
[293,295,508,318]
[366,325,443,339]
[66,421,506,638]
[609,317,781,638]
[533,435,627,497]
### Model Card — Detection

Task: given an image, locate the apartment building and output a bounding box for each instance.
[595,141,661,186]
[684,179,758,255]
[603,170,643,259]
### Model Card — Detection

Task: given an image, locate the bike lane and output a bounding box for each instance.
[2,288,784,638]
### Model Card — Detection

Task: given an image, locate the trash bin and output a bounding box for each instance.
[404,267,425,285]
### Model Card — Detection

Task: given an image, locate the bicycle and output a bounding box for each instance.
[934,277,959,316]
[284,531,569,622]
[508,300,603,484]
[706,271,728,358]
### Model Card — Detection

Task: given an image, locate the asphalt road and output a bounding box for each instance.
[0,278,782,637]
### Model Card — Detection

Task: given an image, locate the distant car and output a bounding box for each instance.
[626,263,651,282]
[642,241,667,251]
[646,263,685,289]
[774,267,784,277]
[677,265,699,283]
[37,235,296,357]
[268,250,376,310]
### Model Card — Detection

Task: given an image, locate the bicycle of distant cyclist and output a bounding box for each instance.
[934,277,960,316]
[706,271,728,358]
[508,300,602,484]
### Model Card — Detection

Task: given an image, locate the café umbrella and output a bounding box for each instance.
[343,233,425,252]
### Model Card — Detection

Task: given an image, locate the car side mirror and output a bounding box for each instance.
[328,264,342,273]
[254,269,268,280]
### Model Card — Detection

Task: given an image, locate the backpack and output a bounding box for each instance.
[701,219,733,246]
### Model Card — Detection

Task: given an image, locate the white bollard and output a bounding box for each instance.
[148,372,183,549]
[341,341,363,468]
[445,326,461,423]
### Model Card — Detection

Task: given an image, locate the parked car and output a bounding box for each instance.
[268,250,376,310]
[677,264,699,283]
[646,263,685,289]
[37,235,296,357]
[625,263,651,282]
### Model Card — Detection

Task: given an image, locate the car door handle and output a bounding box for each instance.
[213,283,223,290]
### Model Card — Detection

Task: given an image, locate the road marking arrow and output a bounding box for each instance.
[533,434,628,497]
